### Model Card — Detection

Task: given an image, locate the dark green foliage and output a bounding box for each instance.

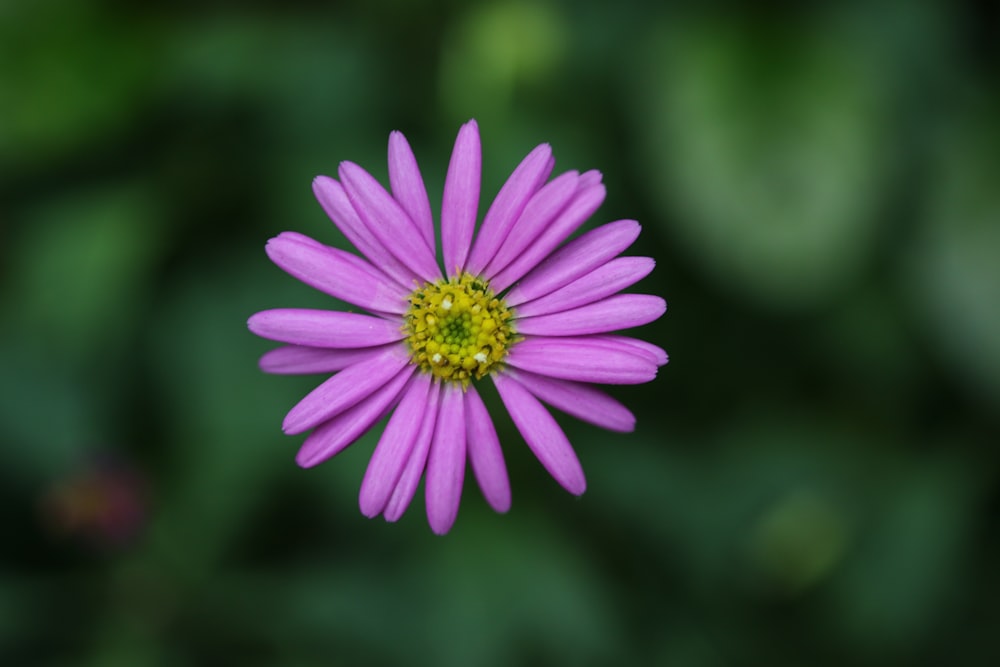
[1,1,997,665]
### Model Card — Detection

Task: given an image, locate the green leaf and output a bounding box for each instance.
[634,16,892,307]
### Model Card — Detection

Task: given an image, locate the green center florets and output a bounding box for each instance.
[404,272,516,386]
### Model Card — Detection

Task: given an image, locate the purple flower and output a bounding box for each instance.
[249,120,667,534]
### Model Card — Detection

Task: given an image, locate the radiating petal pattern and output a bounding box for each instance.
[250,120,666,534]
[339,161,440,282]
[482,170,579,278]
[312,175,414,287]
[489,179,607,293]
[281,345,410,435]
[494,373,586,495]
[383,381,441,522]
[466,143,553,275]
[506,368,636,433]
[505,219,641,306]
[295,365,414,468]
[359,374,433,517]
[266,232,408,313]
[513,257,656,318]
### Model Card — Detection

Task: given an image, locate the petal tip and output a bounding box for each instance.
[311,175,336,195]
[282,421,303,437]
[337,160,362,180]
[358,498,382,519]
[294,449,317,467]
[246,312,263,333]
[429,517,456,535]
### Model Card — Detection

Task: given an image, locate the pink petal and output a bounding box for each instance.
[504,220,641,306]
[247,309,404,348]
[425,383,467,534]
[339,161,441,283]
[481,171,580,279]
[383,382,442,522]
[586,334,669,366]
[464,384,511,513]
[441,120,481,276]
[489,179,607,293]
[265,232,408,313]
[505,336,659,384]
[578,169,603,188]
[466,143,554,275]
[312,176,415,288]
[295,364,414,468]
[282,344,411,435]
[388,131,435,251]
[513,257,656,318]
[515,294,666,336]
[505,368,635,433]
[258,344,393,375]
[359,374,433,517]
[493,373,586,495]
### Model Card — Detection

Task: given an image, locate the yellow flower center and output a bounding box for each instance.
[403,272,516,386]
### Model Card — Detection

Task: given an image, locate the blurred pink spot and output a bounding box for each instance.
[39,455,147,549]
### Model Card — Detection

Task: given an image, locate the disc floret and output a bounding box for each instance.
[404,272,516,385]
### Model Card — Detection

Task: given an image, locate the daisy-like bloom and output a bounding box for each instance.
[249,120,667,534]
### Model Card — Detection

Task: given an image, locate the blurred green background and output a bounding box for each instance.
[2,0,998,665]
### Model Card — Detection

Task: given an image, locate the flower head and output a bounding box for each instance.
[248,120,667,534]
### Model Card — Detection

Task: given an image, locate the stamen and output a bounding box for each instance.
[403,272,516,386]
